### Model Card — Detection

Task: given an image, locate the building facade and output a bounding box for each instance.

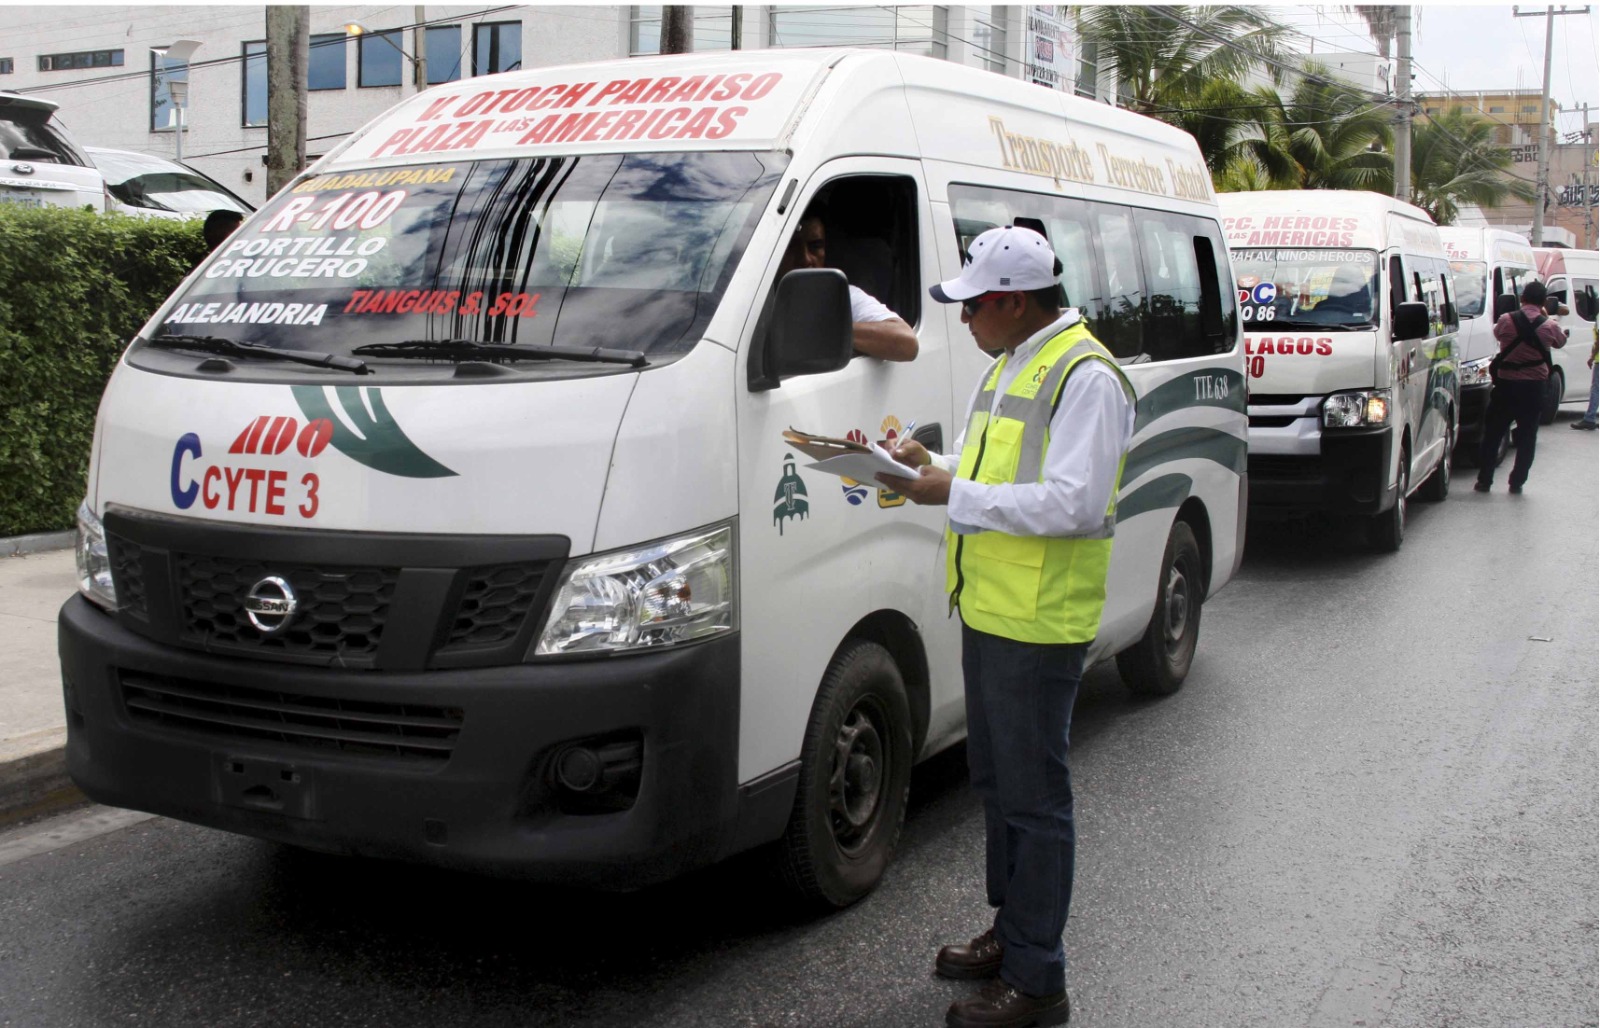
[0,4,1104,207]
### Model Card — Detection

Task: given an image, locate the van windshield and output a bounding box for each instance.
[147,152,785,359]
[1229,248,1379,330]
[1448,260,1488,318]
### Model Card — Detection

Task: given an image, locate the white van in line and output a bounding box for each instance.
[1533,246,1599,419]
[61,49,1245,905]
[1218,191,1459,552]
[1439,226,1537,447]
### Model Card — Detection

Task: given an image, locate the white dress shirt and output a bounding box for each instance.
[849,285,897,323]
[932,310,1136,538]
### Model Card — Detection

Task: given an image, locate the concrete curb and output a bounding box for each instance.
[0,728,82,827]
[2,531,74,557]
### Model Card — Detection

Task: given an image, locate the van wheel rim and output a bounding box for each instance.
[830,704,884,850]
[1163,562,1191,656]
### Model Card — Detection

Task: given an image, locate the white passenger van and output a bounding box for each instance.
[1533,246,1599,420]
[1439,227,1536,446]
[62,50,1244,906]
[1218,191,1458,551]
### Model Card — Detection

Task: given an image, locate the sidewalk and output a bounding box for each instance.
[0,547,80,823]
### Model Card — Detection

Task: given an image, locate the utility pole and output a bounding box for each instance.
[1394,6,1412,203]
[265,5,308,197]
[414,5,428,91]
[1512,5,1589,244]
[661,6,692,54]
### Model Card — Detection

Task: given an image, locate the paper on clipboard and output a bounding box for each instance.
[782,428,922,481]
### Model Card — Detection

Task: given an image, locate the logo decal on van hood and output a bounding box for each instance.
[291,385,456,478]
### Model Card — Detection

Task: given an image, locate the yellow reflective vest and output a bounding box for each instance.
[944,321,1135,645]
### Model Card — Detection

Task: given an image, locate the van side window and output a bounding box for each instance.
[805,175,921,328]
[1576,279,1599,322]
[1092,207,1145,358]
[1437,259,1457,330]
[1388,255,1408,318]
[1134,209,1215,362]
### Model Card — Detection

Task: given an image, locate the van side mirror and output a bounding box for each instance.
[748,269,853,392]
[1393,300,1430,340]
[1493,293,1519,318]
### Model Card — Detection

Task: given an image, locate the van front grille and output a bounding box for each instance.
[120,672,463,764]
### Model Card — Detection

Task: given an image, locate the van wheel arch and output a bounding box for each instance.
[841,611,929,756]
[1174,498,1213,598]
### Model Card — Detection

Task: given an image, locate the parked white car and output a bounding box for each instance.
[85,146,253,220]
[0,91,107,211]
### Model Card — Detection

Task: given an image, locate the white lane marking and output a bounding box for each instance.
[0,806,158,869]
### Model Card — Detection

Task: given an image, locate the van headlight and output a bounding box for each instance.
[1322,388,1391,428]
[75,501,117,610]
[532,522,737,656]
[1461,355,1493,387]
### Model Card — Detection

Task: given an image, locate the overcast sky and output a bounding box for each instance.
[1267,3,1599,136]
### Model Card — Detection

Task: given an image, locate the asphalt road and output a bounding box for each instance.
[1,421,1595,1028]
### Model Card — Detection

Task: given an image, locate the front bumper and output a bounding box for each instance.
[1457,381,1491,447]
[59,595,762,888]
[1246,424,1395,515]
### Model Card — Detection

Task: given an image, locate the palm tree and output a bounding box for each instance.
[1409,107,1537,224]
[1346,5,1396,60]
[1211,67,1393,193]
[1073,5,1289,117]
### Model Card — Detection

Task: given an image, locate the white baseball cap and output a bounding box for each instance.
[930,225,1059,303]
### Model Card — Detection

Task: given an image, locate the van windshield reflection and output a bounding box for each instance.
[1230,248,1380,330]
[148,152,786,360]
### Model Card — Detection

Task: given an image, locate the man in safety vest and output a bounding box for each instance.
[878,225,1134,1028]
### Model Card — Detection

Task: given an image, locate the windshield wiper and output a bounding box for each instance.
[351,339,648,368]
[145,334,369,375]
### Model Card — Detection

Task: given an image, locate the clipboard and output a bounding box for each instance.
[782,427,921,481]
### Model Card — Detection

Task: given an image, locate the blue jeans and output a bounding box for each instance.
[1584,363,1598,426]
[961,623,1086,998]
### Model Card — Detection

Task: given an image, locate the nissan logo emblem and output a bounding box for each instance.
[244,576,298,634]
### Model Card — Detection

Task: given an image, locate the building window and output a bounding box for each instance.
[1425,107,1439,116]
[1076,41,1098,98]
[971,6,1007,74]
[767,6,946,57]
[426,25,463,84]
[39,49,124,72]
[0,58,13,75]
[150,49,188,132]
[630,6,736,54]
[242,40,267,128]
[472,21,521,75]
[1522,105,1537,113]
[308,33,346,90]
[358,29,403,88]
[1488,105,1505,114]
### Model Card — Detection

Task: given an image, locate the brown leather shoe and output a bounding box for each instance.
[935,927,1003,980]
[946,979,1070,1027]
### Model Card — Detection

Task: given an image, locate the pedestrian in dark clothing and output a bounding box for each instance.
[1475,280,1566,493]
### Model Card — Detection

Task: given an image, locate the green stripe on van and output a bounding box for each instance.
[1121,426,1246,486]
[1133,368,1246,434]
[292,385,457,479]
[1116,473,1192,523]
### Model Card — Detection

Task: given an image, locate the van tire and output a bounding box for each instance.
[1370,450,1408,552]
[1540,370,1564,424]
[1418,425,1452,502]
[1116,521,1202,696]
[777,640,912,909]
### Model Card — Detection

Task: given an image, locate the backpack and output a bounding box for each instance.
[1489,310,1550,383]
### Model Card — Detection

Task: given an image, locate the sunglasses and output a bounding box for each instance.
[961,291,1012,317]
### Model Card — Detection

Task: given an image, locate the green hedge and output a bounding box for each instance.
[0,207,206,537]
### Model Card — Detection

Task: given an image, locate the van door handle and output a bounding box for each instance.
[913,423,943,454]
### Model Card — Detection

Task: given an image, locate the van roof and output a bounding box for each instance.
[1439,226,1534,266]
[1217,189,1442,255]
[1533,246,1600,278]
[317,49,1215,209]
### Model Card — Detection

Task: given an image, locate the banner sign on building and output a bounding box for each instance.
[1026,5,1074,91]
